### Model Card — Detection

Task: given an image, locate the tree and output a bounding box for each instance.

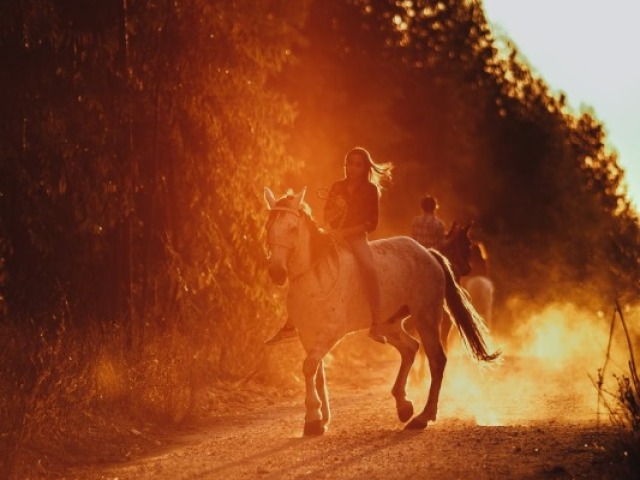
[280,0,639,309]
[0,0,309,373]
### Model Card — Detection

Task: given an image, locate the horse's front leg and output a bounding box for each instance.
[302,345,331,436]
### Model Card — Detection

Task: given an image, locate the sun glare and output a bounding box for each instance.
[483,0,640,210]
[514,306,607,365]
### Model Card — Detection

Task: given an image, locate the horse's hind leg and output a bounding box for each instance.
[386,324,420,423]
[440,311,454,354]
[406,309,447,430]
[315,360,330,429]
[404,317,426,386]
[409,341,426,387]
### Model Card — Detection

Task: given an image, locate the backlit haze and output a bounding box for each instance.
[483,0,640,210]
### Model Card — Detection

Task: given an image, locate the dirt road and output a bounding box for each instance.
[64,347,628,480]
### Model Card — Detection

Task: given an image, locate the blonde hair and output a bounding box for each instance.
[345,147,393,193]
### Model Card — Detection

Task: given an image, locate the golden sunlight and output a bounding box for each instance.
[515,305,606,366]
[405,303,637,427]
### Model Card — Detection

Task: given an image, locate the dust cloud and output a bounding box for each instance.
[419,302,639,427]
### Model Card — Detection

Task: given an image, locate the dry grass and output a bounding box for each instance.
[4,296,636,479]
[0,311,96,478]
[0,299,297,479]
[594,301,640,478]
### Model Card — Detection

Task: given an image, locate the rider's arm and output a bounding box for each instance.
[335,183,378,238]
[435,220,446,250]
[324,182,346,228]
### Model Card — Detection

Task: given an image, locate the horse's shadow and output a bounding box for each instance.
[188,437,306,479]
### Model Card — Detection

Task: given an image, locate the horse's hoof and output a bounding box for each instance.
[303,420,325,436]
[397,401,414,423]
[404,417,428,430]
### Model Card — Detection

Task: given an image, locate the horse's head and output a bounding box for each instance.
[264,187,307,285]
[442,223,472,278]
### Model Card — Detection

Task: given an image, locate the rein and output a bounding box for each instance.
[290,232,341,301]
[290,231,340,281]
[266,202,341,299]
[266,206,301,251]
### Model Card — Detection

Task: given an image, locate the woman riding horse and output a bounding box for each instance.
[266,146,393,345]
[264,187,500,435]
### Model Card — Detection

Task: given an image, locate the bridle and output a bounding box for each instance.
[268,206,301,216]
[265,205,341,296]
[265,206,301,254]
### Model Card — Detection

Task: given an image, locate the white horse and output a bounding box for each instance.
[264,187,499,435]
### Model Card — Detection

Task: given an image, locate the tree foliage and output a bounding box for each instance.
[0,0,637,399]
[283,0,639,310]
[0,0,308,368]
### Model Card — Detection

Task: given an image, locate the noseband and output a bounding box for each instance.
[266,206,301,253]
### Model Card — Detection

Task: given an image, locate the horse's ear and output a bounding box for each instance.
[264,187,277,210]
[292,187,307,208]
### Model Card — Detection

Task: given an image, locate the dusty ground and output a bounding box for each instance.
[52,339,633,480]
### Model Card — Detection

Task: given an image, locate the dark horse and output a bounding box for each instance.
[406,223,474,382]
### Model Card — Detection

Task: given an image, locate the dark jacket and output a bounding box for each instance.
[324,179,379,232]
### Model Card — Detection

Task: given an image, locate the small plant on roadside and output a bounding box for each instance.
[595,301,639,478]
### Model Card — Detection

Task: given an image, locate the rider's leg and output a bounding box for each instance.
[345,233,392,344]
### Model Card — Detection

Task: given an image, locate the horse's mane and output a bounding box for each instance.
[274,195,334,262]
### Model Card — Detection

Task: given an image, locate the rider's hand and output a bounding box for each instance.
[324,195,346,227]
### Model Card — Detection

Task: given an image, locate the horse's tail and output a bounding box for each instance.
[430,250,501,362]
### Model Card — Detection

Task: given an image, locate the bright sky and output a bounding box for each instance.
[482,0,640,211]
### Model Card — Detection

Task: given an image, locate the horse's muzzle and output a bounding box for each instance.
[268,265,288,286]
